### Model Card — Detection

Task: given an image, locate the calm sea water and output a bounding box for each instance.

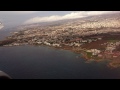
[0,45,120,79]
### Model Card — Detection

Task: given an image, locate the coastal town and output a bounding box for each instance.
[0,13,120,68]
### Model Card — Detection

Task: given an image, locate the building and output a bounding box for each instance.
[52,43,60,47]
[86,49,101,56]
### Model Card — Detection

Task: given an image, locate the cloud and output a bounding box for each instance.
[0,11,39,15]
[24,11,119,24]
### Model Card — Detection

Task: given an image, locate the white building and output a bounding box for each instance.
[86,49,101,56]
[44,41,51,46]
[52,44,60,47]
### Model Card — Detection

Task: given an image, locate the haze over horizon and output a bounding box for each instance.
[0,11,119,30]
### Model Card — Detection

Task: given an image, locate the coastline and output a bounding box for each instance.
[1,37,120,68]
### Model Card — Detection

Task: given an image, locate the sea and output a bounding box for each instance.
[0,27,120,79]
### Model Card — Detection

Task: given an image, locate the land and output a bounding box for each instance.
[1,13,120,68]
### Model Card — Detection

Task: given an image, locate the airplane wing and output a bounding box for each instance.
[0,71,12,79]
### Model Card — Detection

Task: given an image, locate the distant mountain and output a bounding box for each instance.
[20,12,120,29]
[17,12,120,37]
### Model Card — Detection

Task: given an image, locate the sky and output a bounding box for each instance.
[0,11,119,30]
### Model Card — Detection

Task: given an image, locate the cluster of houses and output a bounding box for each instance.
[85,41,120,59]
[105,41,120,53]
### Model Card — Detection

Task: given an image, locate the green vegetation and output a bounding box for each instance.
[108,40,119,43]
[86,52,92,58]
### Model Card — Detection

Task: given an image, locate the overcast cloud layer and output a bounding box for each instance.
[24,11,119,24]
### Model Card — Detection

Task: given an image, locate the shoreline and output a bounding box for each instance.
[1,39,120,68]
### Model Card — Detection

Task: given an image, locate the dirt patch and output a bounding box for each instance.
[81,40,107,49]
[108,57,120,68]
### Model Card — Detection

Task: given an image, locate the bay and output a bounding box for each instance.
[0,45,120,79]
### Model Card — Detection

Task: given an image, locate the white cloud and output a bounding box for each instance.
[24,11,119,24]
[0,11,39,14]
